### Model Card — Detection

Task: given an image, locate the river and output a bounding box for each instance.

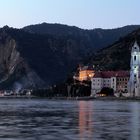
[0,99,139,140]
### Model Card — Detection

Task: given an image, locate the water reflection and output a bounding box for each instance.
[0,99,139,140]
[131,102,140,140]
[79,101,93,140]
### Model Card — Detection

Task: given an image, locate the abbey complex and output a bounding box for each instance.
[90,41,140,97]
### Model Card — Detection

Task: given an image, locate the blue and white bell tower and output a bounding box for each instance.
[128,41,140,97]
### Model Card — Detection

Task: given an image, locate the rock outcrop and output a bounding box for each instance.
[0,29,44,90]
[0,23,140,90]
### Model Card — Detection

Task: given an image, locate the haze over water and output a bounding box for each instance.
[0,99,139,140]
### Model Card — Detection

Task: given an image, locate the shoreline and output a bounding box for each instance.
[0,96,140,101]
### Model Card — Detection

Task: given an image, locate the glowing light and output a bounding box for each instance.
[79,70,95,81]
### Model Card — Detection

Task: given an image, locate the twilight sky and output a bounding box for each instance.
[0,0,140,29]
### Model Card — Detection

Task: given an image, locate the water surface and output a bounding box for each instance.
[0,99,139,140]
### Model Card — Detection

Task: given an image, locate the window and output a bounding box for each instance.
[134,56,136,61]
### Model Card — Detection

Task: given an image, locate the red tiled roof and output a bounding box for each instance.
[94,71,130,78]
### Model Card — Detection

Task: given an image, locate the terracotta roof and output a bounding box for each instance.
[94,71,130,78]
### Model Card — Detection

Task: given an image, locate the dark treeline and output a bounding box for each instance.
[31,78,91,97]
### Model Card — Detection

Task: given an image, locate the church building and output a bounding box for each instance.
[91,40,140,97]
[128,41,140,97]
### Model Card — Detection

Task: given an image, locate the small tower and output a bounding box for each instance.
[128,41,140,97]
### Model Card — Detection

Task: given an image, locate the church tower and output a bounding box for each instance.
[128,41,140,97]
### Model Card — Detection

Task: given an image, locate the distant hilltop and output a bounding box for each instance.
[0,23,140,89]
[88,27,140,71]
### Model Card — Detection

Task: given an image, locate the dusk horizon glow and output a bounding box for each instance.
[0,0,140,29]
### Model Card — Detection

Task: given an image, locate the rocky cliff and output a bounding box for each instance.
[0,24,140,90]
[0,27,91,89]
[0,29,44,90]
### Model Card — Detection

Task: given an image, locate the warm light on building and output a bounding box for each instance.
[73,65,94,82]
[79,70,95,81]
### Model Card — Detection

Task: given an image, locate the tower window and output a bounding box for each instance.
[134,56,136,61]
[134,47,137,49]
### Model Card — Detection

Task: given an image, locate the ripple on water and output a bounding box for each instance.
[0,99,139,140]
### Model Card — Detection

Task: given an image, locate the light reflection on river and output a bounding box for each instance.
[0,99,139,140]
[79,101,93,140]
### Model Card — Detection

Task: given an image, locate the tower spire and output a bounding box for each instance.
[128,39,140,97]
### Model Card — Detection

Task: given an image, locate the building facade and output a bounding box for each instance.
[74,66,94,82]
[128,41,140,97]
[91,71,129,96]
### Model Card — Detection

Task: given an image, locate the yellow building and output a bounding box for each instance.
[78,66,94,81]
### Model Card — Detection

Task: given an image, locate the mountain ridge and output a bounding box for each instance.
[0,23,140,89]
[23,23,140,51]
[88,28,140,71]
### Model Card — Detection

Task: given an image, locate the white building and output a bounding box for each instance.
[91,71,129,96]
[128,41,140,97]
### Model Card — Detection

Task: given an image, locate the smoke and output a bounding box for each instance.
[13,82,22,93]
[12,71,45,92]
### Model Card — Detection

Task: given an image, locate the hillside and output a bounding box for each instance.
[0,27,92,89]
[0,23,140,90]
[88,29,140,70]
[23,23,140,50]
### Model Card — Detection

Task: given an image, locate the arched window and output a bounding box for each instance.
[134,56,136,61]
